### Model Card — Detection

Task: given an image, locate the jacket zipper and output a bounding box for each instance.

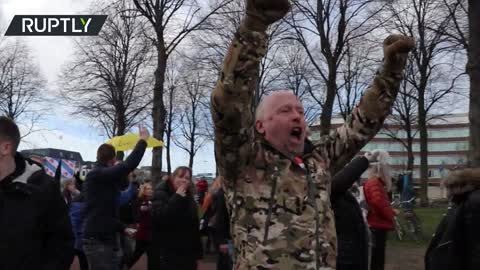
[306,165,320,270]
[263,166,279,245]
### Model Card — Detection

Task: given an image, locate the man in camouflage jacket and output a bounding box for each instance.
[210,1,415,269]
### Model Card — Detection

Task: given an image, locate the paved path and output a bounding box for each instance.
[70,255,216,270]
[71,245,426,270]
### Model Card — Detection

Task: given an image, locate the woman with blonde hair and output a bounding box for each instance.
[149,166,202,270]
[363,150,397,270]
[61,178,80,206]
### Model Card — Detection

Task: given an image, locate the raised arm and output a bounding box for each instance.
[331,156,369,202]
[314,35,415,174]
[100,126,149,179]
[210,0,290,186]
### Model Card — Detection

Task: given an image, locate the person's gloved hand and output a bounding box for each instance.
[382,34,415,75]
[243,0,291,32]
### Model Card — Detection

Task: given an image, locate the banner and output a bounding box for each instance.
[43,157,77,178]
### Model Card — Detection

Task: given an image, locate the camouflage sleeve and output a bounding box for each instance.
[210,26,267,187]
[315,68,404,174]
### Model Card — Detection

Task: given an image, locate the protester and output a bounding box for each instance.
[331,152,380,270]
[0,116,74,269]
[363,151,397,270]
[209,0,414,268]
[126,181,154,269]
[196,177,209,205]
[62,177,80,206]
[82,126,149,270]
[201,178,219,255]
[150,166,202,270]
[118,172,141,269]
[204,177,233,270]
[425,168,480,270]
[70,179,139,270]
[70,193,89,270]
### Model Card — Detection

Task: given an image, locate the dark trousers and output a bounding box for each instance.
[163,258,197,270]
[127,240,151,268]
[337,263,363,270]
[217,252,233,270]
[120,235,135,268]
[76,249,89,270]
[370,229,387,270]
[149,254,197,270]
[83,238,121,270]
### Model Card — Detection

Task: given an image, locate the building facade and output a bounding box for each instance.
[310,113,470,185]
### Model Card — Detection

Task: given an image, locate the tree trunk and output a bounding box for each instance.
[115,111,126,161]
[166,88,174,175]
[189,125,196,170]
[468,0,480,167]
[189,149,194,172]
[418,93,429,206]
[319,71,337,135]
[151,43,167,182]
[406,130,414,171]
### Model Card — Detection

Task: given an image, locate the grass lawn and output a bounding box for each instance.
[387,207,447,247]
[385,207,447,270]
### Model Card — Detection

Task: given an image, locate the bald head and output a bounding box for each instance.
[255,90,307,157]
[255,90,298,121]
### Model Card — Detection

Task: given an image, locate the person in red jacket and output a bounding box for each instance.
[363,150,398,270]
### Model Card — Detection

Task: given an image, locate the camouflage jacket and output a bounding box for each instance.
[210,26,404,270]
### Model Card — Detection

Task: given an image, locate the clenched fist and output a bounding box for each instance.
[383,34,415,75]
[243,0,291,32]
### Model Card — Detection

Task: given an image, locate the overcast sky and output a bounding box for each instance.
[0,0,217,174]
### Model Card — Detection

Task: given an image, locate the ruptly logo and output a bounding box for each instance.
[4,15,107,36]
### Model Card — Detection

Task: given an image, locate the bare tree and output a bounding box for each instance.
[173,69,210,171]
[0,39,46,136]
[164,56,182,174]
[436,0,479,167]
[439,0,468,51]
[386,0,462,205]
[286,0,387,135]
[382,60,419,172]
[133,0,231,179]
[467,0,480,167]
[277,41,320,124]
[336,41,377,120]
[61,0,152,159]
[193,0,288,114]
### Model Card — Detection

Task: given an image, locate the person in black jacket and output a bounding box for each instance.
[0,116,74,270]
[202,177,232,270]
[425,167,480,270]
[211,187,233,270]
[331,152,379,270]
[83,126,149,270]
[150,166,202,270]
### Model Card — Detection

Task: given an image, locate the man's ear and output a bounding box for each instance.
[0,142,12,157]
[255,119,265,135]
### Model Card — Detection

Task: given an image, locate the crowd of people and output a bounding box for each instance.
[0,1,479,270]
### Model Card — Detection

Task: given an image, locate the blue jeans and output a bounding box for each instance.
[83,238,122,270]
